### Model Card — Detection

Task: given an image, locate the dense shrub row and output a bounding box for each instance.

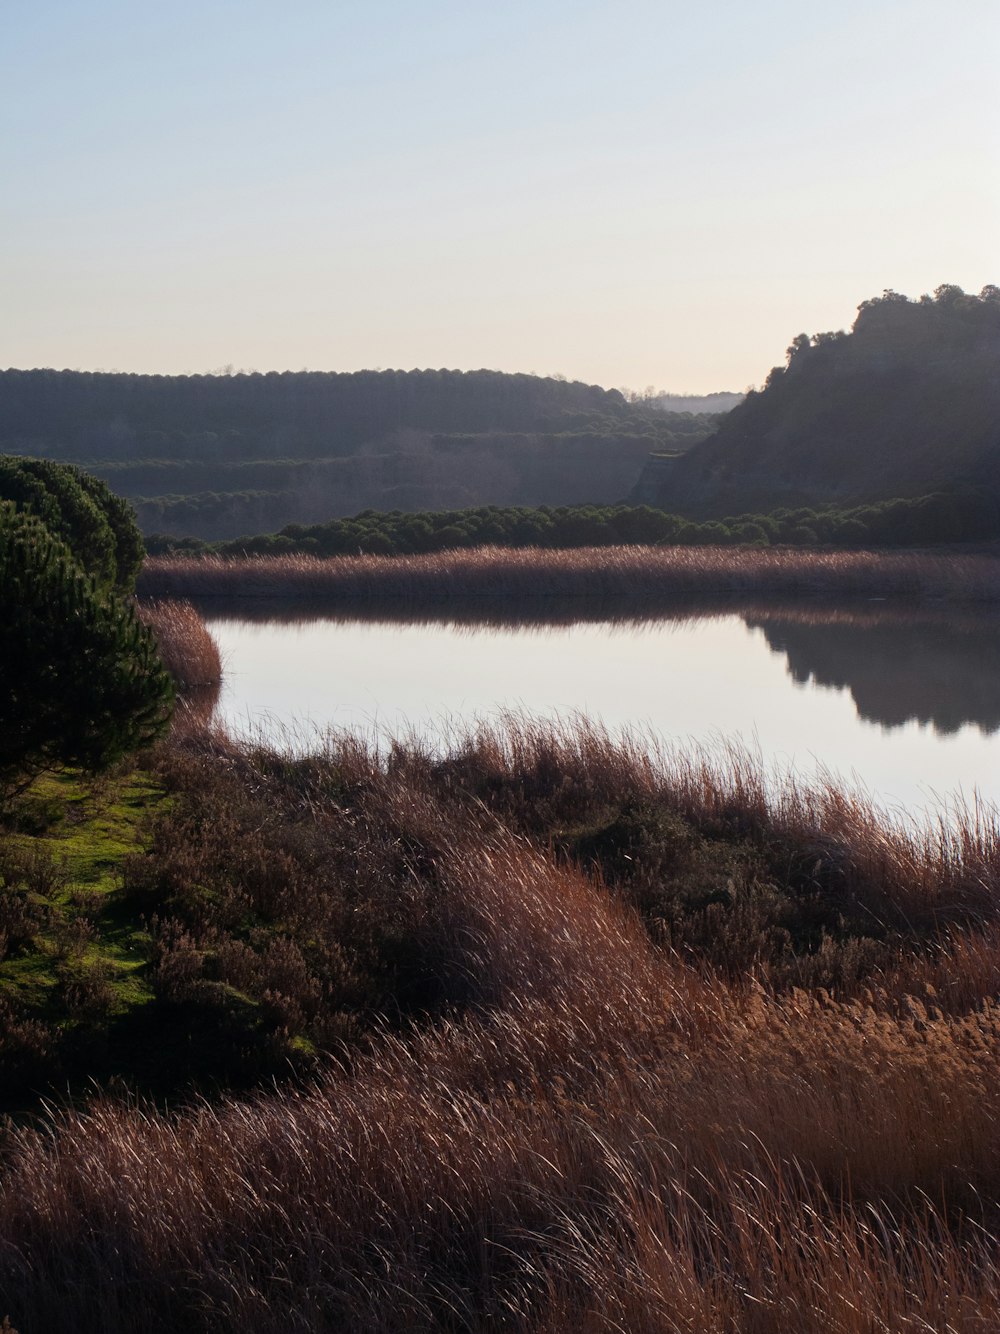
[145,489,1000,557]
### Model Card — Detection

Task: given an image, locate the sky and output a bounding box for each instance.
[2,0,997,393]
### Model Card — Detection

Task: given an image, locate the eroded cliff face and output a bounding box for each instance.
[2,367,714,540]
[642,287,1000,518]
[129,432,660,539]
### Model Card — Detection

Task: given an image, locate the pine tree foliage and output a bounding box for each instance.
[0,456,144,592]
[0,503,173,789]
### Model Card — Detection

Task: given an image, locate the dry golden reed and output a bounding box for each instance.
[2,719,1000,1330]
[137,597,223,689]
[138,543,1000,605]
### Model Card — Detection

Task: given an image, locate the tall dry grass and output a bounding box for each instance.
[138,544,1000,605]
[409,715,1000,938]
[133,598,223,736]
[2,841,1000,1330]
[137,597,222,690]
[2,719,1000,1330]
[137,598,222,690]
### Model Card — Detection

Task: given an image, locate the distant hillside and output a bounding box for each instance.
[0,368,717,538]
[641,285,1000,517]
[650,391,744,414]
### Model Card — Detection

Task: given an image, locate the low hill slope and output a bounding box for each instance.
[0,368,716,538]
[645,285,1000,517]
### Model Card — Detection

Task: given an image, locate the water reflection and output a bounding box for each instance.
[195,595,1000,736]
[191,592,721,632]
[199,597,1000,811]
[748,608,1000,735]
[171,681,223,733]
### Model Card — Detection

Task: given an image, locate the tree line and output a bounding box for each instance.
[145,490,1000,559]
[0,367,697,463]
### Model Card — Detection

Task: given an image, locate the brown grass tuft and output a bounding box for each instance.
[137,597,223,690]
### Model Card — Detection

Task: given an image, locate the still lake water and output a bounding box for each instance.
[202,603,1000,817]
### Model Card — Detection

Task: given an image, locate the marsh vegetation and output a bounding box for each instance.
[139,542,1000,605]
[2,713,1000,1329]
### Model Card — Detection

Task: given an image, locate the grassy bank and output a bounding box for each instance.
[1,715,1000,1328]
[139,543,1000,605]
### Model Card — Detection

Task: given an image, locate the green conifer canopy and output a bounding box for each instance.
[0,461,172,789]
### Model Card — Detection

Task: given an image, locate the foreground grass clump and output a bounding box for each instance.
[139,542,1000,605]
[1,719,1000,1329]
[137,598,223,690]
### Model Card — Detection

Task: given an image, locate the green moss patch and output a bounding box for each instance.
[0,766,170,1105]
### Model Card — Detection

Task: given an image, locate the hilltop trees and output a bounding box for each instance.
[0,369,725,540]
[651,284,1000,516]
[0,461,172,793]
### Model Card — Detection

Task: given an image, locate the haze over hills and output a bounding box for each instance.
[0,368,721,539]
[4,285,998,543]
[649,391,744,415]
[640,285,1000,517]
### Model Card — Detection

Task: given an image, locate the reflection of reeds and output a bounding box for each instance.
[168,683,222,733]
[2,719,1000,1329]
[139,545,1000,606]
[189,592,1000,641]
[137,599,223,690]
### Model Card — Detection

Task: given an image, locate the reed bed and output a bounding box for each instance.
[137,597,223,690]
[138,543,1000,605]
[3,718,1000,1330]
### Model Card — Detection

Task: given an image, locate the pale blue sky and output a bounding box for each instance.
[2,0,997,390]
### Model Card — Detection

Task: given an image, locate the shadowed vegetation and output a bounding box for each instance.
[137,599,223,691]
[0,368,720,539]
[649,284,1000,516]
[144,490,1000,557]
[1,711,1000,1328]
[0,459,173,793]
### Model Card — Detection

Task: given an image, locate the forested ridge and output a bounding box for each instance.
[0,367,719,537]
[644,284,1000,516]
[0,367,667,458]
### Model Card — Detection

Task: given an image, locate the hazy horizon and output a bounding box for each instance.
[3,0,996,393]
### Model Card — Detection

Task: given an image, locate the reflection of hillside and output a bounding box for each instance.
[195,594,1000,736]
[749,614,1000,735]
